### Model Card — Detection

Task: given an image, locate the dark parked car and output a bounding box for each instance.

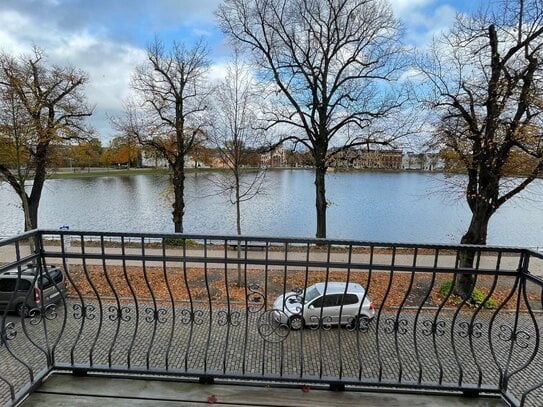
[0,264,67,317]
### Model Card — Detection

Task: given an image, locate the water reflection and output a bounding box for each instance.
[1,170,542,246]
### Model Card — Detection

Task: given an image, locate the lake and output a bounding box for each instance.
[1,170,542,246]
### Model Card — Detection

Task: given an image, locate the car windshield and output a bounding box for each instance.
[304,286,320,304]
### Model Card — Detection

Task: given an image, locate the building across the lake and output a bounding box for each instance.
[328,148,438,171]
[141,152,211,169]
[355,149,403,169]
[142,145,444,172]
[260,145,288,167]
[402,151,445,171]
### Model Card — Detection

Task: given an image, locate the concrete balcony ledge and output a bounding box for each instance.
[23,374,506,407]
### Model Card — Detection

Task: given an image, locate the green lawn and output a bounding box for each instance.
[50,167,175,179]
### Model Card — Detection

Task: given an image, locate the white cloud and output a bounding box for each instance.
[0,6,149,141]
[389,0,434,17]
[0,0,225,142]
[0,10,35,55]
[0,9,30,31]
[390,0,458,48]
[0,0,468,142]
[50,38,146,110]
[192,28,214,37]
[54,32,100,58]
[408,5,458,47]
[50,49,142,140]
[399,67,426,82]
[208,61,229,81]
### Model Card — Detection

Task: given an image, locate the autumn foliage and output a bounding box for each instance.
[65,264,529,310]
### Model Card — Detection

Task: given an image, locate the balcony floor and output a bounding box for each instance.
[21,374,506,407]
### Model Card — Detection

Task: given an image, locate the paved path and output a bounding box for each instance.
[2,242,541,277]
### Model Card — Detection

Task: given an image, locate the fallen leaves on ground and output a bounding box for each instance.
[63,264,535,310]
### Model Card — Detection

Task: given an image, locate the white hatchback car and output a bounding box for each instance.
[272,282,375,330]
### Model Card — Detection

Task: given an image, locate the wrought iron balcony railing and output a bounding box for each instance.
[0,230,542,406]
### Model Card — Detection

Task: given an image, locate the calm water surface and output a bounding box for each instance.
[1,170,542,246]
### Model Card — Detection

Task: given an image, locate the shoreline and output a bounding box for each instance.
[39,166,446,180]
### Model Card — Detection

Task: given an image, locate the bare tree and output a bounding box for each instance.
[209,53,266,235]
[0,49,93,231]
[115,38,210,233]
[419,0,543,298]
[208,52,267,286]
[217,0,407,238]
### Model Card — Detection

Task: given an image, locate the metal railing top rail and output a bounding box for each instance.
[27,228,538,253]
[525,248,543,261]
[4,229,539,281]
[33,229,533,279]
[0,230,39,246]
[41,251,524,278]
[0,254,41,275]
[0,231,41,275]
[3,229,538,281]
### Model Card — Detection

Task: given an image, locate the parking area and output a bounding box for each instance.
[2,299,542,406]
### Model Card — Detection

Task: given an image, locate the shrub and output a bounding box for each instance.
[439,280,454,297]
[163,237,197,247]
[438,280,497,309]
[471,287,498,309]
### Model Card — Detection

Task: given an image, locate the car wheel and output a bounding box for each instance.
[352,315,371,331]
[16,303,30,318]
[288,315,304,330]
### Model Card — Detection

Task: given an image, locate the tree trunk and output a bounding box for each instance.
[172,164,185,234]
[235,173,243,287]
[235,173,241,236]
[456,206,492,299]
[315,165,327,239]
[25,197,39,231]
[23,195,39,257]
[23,144,48,231]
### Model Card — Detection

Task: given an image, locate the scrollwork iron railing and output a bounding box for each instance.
[0,230,542,407]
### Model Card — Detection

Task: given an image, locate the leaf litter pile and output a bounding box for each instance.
[64,264,539,310]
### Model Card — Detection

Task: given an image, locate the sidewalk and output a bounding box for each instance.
[1,241,541,276]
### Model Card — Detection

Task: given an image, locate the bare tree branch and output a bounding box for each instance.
[217,0,409,238]
[418,0,543,297]
[112,38,210,233]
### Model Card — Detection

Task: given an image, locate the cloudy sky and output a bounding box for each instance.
[0,0,481,142]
